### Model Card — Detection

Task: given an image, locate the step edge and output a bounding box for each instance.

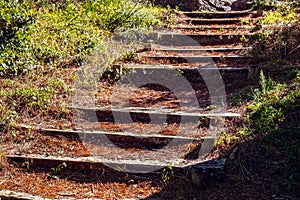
[72,107,241,117]
[114,64,253,70]
[17,124,218,141]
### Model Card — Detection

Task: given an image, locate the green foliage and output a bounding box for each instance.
[162,165,173,185]
[251,1,299,63]
[0,1,36,76]
[253,0,299,10]
[0,102,16,132]
[0,0,163,76]
[0,0,164,131]
[248,70,300,135]
[252,0,277,10]
[49,162,67,179]
[251,22,299,63]
[260,10,297,24]
[240,34,249,42]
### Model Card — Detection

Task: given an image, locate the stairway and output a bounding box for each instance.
[6,8,261,191]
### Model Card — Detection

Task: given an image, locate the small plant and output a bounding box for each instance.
[240,19,249,25]
[162,165,173,185]
[284,174,300,192]
[23,158,34,170]
[0,101,17,132]
[48,162,67,179]
[52,162,67,174]
[240,34,249,43]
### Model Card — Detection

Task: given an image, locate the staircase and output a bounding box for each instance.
[5,8,262,194]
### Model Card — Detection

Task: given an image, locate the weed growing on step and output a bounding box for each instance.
[161,165,173,186]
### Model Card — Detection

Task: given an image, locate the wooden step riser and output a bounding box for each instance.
[155,34,254,46]
[7,155,168,173]
[113,65,251,77]
[182,12,253,19]
[75,109,239,124]
[110,64,257,81]
[140,56,253,65]
[78,109,196,123]
[110,66,251,81]
[7,155,227,181]
[152,47,250,53]
[169,25,253,31]
[185,19,246,25]
[18,126,206,149]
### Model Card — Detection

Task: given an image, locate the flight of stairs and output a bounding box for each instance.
[6,8,262,193]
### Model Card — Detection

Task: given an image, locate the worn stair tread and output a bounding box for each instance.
[183,17,250,21]
[178,9,253,18]
[114,63,252,70]
[154,31,255,36]
[140,55,252,59]
[149,43,249,49]
[0,189,51,200]
[17,124,216,142]
[140,54,254,64]
[7,154,172,168]
[152,32,256,45]
[75,107,241,117]
[170,24,253,30]
[151,46,251,52]
[150,32,254,46]
[6,130,221,164]
[181,17,257,25]
[6,153,226,169]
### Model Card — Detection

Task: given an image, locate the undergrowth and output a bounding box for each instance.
[0,0,162,76]
[0,0,164,131]
[251,2,299,65]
